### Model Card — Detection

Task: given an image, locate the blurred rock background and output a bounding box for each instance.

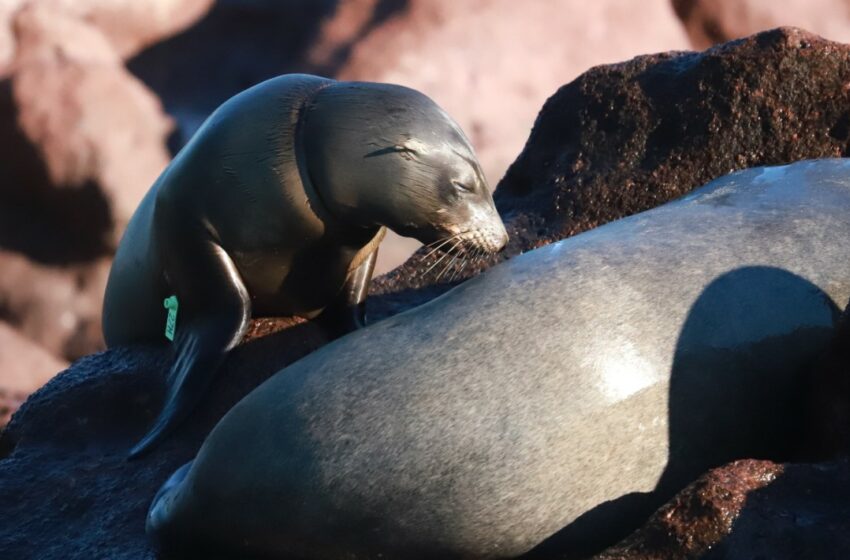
[2,0,850,417]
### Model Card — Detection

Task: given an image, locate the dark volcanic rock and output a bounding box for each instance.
[594,459,784,559]
[594,459,850,560]
[4,27,850,560]
[375,26,850,317]
[497,27,850,253]
[701,460,850,559]
[0,322,331,560]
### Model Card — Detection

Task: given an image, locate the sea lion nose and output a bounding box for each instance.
[494,220,510,253]
[497,228,509,251]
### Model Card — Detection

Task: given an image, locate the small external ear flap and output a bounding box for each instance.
[364,138,430,160]
[364,145,418,159]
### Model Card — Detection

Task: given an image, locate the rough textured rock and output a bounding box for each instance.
[0,0,212,75]
[594,459,850,559]
[0,324,330,560]
[375,26,850,316]
[0,321,67,427]
[594,460,784,559]
[700,460,850,559]
[673,0,850,49]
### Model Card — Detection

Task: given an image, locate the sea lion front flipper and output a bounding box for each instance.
[318,247,378,336]
[129,240,251,459]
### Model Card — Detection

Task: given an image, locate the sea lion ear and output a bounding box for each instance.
[364,143,420,160]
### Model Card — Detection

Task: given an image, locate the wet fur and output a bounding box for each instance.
[102,74,507,458]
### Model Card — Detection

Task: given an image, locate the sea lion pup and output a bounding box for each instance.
[102,74,508,458]
[147,159,850,559]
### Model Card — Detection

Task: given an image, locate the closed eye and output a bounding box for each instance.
[452,180,475,193]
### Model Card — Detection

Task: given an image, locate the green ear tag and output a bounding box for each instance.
[163,295,179,341]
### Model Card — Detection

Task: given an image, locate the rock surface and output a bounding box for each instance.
[0,0,212,75]
[673,0,850,48]
[594,459,784,559]
[376,26,850,315]
[0,5,172,365]
[7,5,172,248]
[0,250,108,361]
[0,326,331,560]
[0,321,67,426]
[593,459,850,560]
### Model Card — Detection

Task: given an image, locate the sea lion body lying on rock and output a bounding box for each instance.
[149,159,850,558]
[101,74,507,457]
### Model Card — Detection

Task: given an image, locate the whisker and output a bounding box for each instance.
[435,239,465,281]
[436,252,460,282]
[422,239,460,277]
[448,257,464,283]
[449,246,477,282]
[422,235,452,249]
[420,233,461,261]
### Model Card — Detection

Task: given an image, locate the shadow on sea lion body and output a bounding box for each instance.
[527,266,839,559]
[148,159,850,559]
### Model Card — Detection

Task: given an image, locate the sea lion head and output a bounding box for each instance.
[302,81,508,254]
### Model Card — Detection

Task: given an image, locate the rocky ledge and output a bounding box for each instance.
[2,27,850,559]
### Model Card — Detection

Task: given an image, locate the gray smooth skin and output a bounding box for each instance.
[148,159,850,559]
[102,74,507,458]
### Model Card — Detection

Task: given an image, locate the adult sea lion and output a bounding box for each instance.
[101,74,508,458]
[147,159,850,559]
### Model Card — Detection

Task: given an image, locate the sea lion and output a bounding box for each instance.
[102,74,508,458]
[147,159,850,559]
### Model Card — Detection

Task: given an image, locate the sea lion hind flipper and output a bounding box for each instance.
[129,241,251,459]
[317,247,378,336]
[147,460,194,552]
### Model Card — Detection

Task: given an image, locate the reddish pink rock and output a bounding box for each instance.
[8,5,172,247]
[0,321,67,427]
[673,0,850,48]
[0,250,108,361]
[55,0,213,59]
[0,321,67,394]
[0,0,212,74]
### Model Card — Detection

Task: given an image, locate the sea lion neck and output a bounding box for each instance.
[293,83,379,237]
